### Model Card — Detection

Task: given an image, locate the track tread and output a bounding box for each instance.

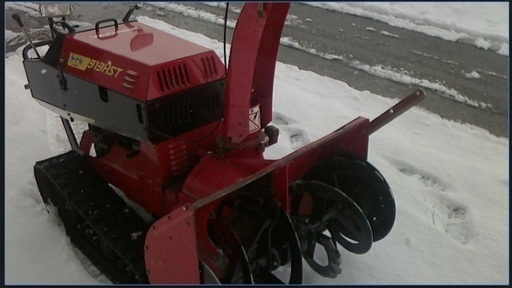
[34,150,150,283]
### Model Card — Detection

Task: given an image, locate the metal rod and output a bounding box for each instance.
[12,14,42,58]
[60,116,80,153]
[369,89,426,135]
[122,3,142,22]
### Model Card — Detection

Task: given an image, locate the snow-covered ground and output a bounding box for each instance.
[148,1,509,56]
[306,2,509,56]
[4,2,509,285]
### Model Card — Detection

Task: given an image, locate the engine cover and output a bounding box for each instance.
[24,20,225,142]
[61,20,224,101]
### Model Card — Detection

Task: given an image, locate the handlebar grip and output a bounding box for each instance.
[12,14,24,27]
[95,18,119,34]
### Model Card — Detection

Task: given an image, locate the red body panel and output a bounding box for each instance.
[145,204,199,284]
[60,21,224,101]
[223,4,290,143]
[80,122,221,216]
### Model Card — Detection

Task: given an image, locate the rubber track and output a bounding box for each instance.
[34,150,150,284]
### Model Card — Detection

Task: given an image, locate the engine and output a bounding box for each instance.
[24,18,228,216]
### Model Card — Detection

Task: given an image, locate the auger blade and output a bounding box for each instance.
[304,155,396,242]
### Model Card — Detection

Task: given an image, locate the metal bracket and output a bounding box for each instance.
[57,59,68,91]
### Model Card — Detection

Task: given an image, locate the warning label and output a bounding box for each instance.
[249,105,261,133]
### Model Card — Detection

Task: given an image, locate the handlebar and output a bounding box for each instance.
[95,18,119,35]
[22,39,53,60]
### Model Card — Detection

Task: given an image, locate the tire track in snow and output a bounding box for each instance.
[272,112,310,150]
[387,156,476,245]
[428,194,476,245]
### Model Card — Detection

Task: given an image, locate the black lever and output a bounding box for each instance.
[12,14,41,58]
[122,3,142,22]
[12,13,24,27]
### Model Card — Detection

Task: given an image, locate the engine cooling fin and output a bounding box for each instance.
[34,150,151,284]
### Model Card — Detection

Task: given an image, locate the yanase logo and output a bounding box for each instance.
[67,52,124,77]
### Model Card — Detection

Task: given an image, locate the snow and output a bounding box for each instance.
[4,2,509,286]
[348,62,493,109]
[380,30,400,38]
[464,70,482,79]
[306,2,509,56]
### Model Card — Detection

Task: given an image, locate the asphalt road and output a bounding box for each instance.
[6,2,509,138]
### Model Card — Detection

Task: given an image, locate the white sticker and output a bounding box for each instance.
[249,104,261,133]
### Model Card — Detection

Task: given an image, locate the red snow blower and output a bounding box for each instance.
[17,3,425,283]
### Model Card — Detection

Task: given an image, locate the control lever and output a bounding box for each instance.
[12,14,41,58]
[12,14,41,59]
